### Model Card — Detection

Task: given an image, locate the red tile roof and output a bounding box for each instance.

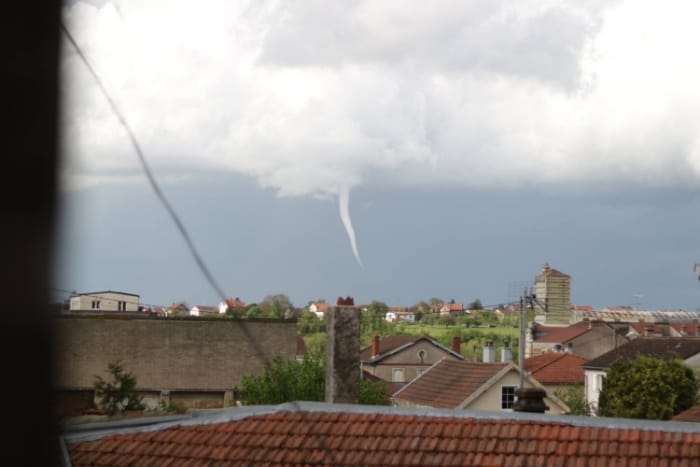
[525,352,588,385]
[65,403,700,466]
[673,404,700,422]
[535,263,570,279]
[224,297,246,308]
[393,359,510,408]
[531,321,592,343]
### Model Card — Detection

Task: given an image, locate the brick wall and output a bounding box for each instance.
[52,314,297,392]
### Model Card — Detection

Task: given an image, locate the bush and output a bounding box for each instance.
[93,360,145,416]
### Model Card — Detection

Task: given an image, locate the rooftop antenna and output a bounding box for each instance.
[632,293,643,309]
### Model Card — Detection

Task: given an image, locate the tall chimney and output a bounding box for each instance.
[500,345,512,362]
[325,305,360,404]
[483,341,495,363]
[452,336,461,354]
[371,333,380,358]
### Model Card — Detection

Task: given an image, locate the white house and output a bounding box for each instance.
[69,290,140,312]
[308,302,329,319]
[581,337,700,414]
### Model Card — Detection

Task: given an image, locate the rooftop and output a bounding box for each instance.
[583,337,700,370]
[525,352,588,385]
[63,401,700,466]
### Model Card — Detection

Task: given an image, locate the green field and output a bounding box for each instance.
[302,321,521,361]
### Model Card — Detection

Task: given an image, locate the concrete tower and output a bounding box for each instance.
[534,263,571,325]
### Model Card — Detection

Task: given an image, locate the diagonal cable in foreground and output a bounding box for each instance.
[60,22,226,301]
[60,21,342,465]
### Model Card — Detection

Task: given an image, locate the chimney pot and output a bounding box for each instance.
[372,334,380,358]
[513,388,549,413]
[452,336,461,354]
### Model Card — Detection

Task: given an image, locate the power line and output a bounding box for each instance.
[60,21,341,464]
[60,21,226,302]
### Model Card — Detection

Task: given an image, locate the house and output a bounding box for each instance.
[524,352,588,395]
[527,320,630,360]
[361,334,464,386]
[218,297,246,314]
[385,307,415,323]
[189,305,218,317]
[68,290,140,312]
[392,358,570,414]
[309,301,330,319]
[581,337,700,414]
[624,321,700,338]
[439,300,464,317]
[572,307,700,324]
[61,401,700,466]
[166,301,189,317]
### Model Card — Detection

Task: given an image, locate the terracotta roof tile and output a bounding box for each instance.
[392,359,509,408]
[65,404,700,466]
[531,321,593,343]
[672,404,700,422]
[525,352,588,384]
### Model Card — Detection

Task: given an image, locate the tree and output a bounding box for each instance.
[554,385,591,416]
[597,355,698,420]
[236,354,389,405]
[467,298,483,310]
[259,294,295,319]
[93,360,144,416]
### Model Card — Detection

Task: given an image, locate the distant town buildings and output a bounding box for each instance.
[69,290,140,312]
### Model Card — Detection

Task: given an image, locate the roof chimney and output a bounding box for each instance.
[483,341,495,363]
[371,334,380,358]
[452,335,461,354]
[513,388,549,413]
[501,345,512,362]
[325,306,360,404]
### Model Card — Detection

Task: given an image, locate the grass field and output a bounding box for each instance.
[302,321,521,361]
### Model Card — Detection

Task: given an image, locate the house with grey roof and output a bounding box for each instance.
[360,334,464,387]
[581,337,700,414]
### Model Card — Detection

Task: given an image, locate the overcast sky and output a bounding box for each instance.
[55,0,700,311]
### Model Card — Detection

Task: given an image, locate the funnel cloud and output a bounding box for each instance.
[338,187,363,268]
[59,0,700,271]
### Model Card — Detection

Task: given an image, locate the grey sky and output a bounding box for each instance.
[55,0,700,310]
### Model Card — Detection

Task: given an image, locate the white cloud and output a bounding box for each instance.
[60,0,700,262]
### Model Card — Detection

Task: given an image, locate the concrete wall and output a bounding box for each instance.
[52,314,297,414]
[569,324,625,360]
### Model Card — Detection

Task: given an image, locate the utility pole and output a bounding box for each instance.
[518,287,543,389]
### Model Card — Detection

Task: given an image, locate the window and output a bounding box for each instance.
[501,386,516,409]
[91,300,100,310]
[118,301,127,311]
[391,368,405,382]
[417,349,426,363]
